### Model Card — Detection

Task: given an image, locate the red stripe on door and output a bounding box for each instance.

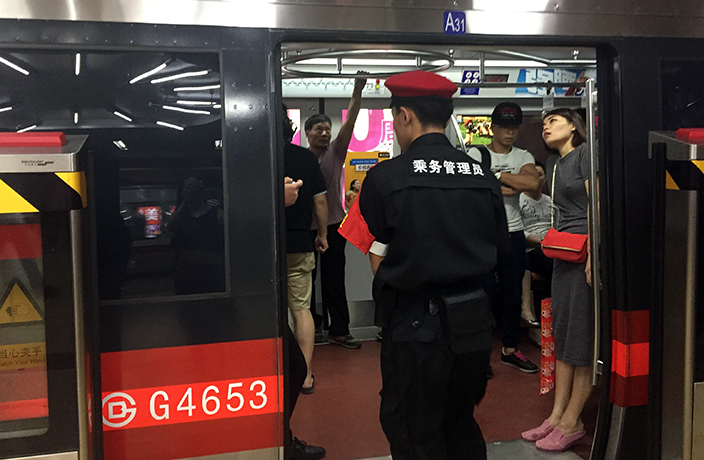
[611,341,649,378]
[610,310,650,407]
[612,309,649,344]
[101,339,280,391]
[103,412,280,460]
[610,374,649,408]
[0,224,41,260]
[101,339,283,460]
[0,398,48,421]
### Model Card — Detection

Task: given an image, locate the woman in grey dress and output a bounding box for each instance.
[521,108,593,452]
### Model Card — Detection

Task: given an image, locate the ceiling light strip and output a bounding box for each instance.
[0,106,12,113]
[17,124,37,133]
[113,140,128,150]
[163,105,211,115]
[0,57,30,75]
[151,70,209,84]
[156,121,184,131]
[75,53,81,76]
[173,84,221,91]
[113,111,133,122]
[129,62,168,85]
[176,100,216,106]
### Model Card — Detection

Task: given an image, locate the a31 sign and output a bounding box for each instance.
[443,11,466,35]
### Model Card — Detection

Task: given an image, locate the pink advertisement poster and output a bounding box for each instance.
[287,108,301,145]
[342,109,394,153]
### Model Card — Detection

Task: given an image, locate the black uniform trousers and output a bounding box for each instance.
[379,333,490,460]
[311,224,350,337]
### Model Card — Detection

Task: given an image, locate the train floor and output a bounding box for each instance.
[291,331,598,460]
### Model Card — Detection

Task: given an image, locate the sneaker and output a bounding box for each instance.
[501,349,538,373]
[327,334,361,349]
[290,437,326,460]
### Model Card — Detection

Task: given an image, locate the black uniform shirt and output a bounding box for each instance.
[284,143,327,253]
[358,133,510,293]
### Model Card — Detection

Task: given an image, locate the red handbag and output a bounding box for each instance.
[541,162,589,264]
[541,227,588,263]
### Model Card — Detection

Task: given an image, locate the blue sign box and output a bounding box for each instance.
[460,69,480,96]
[443,11,466,35]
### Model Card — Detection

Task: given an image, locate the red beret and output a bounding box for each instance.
[385,70,457,98]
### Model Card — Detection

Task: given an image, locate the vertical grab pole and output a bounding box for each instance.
[71,209,89,460]
[586,78,601,386]
[451,115,467,155]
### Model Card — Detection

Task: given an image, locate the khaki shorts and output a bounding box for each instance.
[286,252,316,311]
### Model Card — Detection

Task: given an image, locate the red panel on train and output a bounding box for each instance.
[0,132,66,148]
[101,339,283,460]
[675,128,704,143]
[0,224,42,260]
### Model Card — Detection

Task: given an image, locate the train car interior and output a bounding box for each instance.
[280,41,601,460]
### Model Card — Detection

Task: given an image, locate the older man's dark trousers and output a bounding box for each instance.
[379,336,490,460]
[311,225,350,336]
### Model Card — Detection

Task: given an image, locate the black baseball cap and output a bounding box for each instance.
[491,102,523,127]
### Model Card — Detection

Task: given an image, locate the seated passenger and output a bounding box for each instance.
[519,161,553,325]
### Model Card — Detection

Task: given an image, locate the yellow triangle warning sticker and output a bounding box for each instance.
[666,171,680,190]
[0,179,38,214]
[0,281,43,325]
[55,172,87,207]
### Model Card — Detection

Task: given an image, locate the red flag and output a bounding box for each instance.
[338,195,375,254]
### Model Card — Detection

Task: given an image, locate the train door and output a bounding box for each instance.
[279,40,610,460]
[0,133,94,460]
[0,23,287,460]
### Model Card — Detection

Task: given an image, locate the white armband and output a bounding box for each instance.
[369,241,389,257]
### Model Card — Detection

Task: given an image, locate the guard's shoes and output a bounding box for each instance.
[290,437,326,460]
[327,334,361,349]
[501,349,539,373]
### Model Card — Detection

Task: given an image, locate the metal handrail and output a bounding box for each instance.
[585,78,602,386]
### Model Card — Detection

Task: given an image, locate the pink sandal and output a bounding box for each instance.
[535,426,586,452]
[521,419,555,442]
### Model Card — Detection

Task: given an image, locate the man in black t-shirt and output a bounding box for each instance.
[283,108,328,460]
[284,111,328,395]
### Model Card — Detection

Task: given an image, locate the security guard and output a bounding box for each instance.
[358,70,510,460]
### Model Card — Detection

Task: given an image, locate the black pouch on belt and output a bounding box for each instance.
[440,287,492,354]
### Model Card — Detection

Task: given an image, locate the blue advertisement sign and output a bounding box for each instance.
[443,11,466,35]
[460,70,480,96]
[515,69,586,96]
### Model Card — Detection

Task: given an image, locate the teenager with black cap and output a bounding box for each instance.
[468,102,541,374]
[358,70,510,460]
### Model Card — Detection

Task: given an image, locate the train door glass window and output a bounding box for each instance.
[0,50,225,301]
[87,51,224,301]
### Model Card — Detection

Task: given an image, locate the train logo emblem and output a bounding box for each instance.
[102,392,137,428]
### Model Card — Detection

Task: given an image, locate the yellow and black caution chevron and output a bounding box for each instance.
[0,172,86,214]
[666,160,704,191]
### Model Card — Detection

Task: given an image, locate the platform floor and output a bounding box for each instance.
[291,334,597,460]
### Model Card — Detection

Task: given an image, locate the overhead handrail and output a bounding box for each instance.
[281,47,595,80]
[282,49,453,79]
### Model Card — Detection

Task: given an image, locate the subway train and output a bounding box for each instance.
[1,1,704,460]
